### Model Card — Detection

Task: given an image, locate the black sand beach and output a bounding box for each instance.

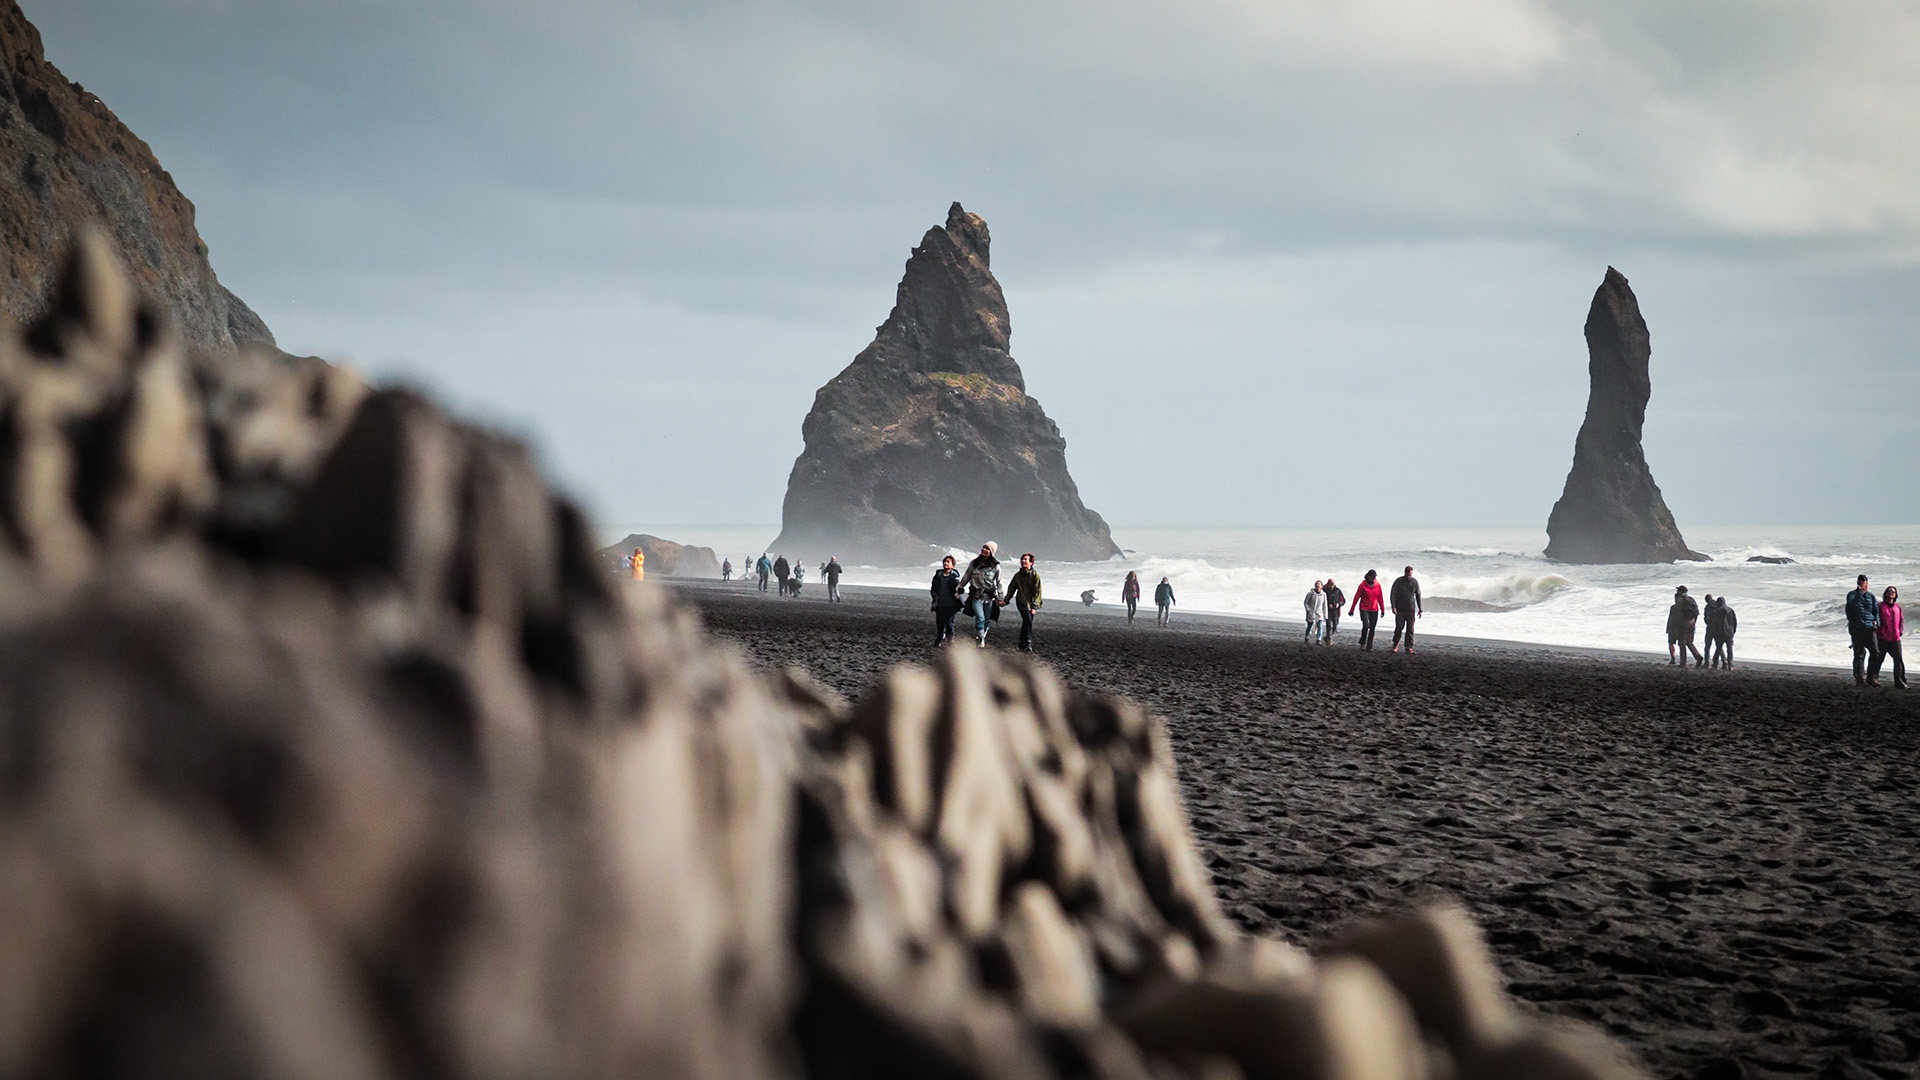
[673,580,1920,1080]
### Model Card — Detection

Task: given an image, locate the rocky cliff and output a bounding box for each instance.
[774,203,1120,566]
[1545,267,1706,565]
[0,0,275,356]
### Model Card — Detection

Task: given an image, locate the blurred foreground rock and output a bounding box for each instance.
[0,236,1644,1080]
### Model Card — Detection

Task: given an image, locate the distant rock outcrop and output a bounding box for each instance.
[0,0,275,356]
[773,203,1120,565]
[1746,555,1795,565]
[1545,268,1706,565]
[601,532,723,578]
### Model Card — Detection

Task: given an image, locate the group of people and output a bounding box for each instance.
[931,542,1044,650]
[1846,575,1906,688]
[731,554,844,600]
[1303,567,1423,652]
[1664,586,1739,668]
[1119,571,1177,627]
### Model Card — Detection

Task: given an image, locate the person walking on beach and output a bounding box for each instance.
[1389,566,1422,652]
[1869,586,1906,689]
[1666,586,1703,667]
[825,556,844,602]
[773,555,791,597]
[963,543,1003,647]
[1350,569,1385,651]
[791,560,806,596]
[1705,595,1738,669]
[1846,575,1881,686]
[1154,577,1176,627]
[1002,553,1044,653]
[757,553,772,593]
[629,548,645,582]
[930,555,963,645]
[1122,571,1142,625]
[1304,581,1326,645]
[1322,578,1345,644]
[721,558,732,583]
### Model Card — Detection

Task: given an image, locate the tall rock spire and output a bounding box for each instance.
[1545,267,1706,564]
[773,203,1120,564]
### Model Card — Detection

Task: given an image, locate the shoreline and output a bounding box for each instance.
[673,578,1844,678]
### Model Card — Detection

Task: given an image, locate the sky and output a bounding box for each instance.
[32,0,1920,531]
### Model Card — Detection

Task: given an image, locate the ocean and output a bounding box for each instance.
[606,524,1920,669]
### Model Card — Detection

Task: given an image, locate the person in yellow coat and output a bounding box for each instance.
[630,548,645,581]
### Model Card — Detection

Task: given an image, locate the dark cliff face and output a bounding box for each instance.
[1545,267,1706,565]
[0,0,274,356]
[774,203,1120,565]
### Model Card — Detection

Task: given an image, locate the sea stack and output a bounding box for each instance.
[1545,267,1706,564]
[0,0,275,355]
[773,203,1121,564]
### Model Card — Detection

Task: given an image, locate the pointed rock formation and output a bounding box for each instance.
[774,203,1120,565]
[0,0,275,356]
[1545,267,1705,564]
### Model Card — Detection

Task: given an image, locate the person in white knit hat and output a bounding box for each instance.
[962,542,1003,647]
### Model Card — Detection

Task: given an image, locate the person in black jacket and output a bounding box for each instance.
[1845,575,1881,685]
[1705,595,1738,669]
[773,555,791,597]
[1389,566,1422,653]
[1667,586,1703,667]
[929,555,963,644]
[824,557,844,602]
[1322,578,1345,645]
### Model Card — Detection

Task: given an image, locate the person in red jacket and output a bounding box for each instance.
[1349,569,1386,651]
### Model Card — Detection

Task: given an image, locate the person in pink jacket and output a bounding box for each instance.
[1349,569,1386,652]
[1869,586,1906,688]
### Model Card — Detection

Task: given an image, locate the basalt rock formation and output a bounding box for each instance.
[600,532,723,578]
[0,0,275,355]
[774,203,1120,566]
[0,237,1644,1080]
[1545,267,1706,565]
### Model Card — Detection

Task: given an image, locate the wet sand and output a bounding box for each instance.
[672,579,1920,1080]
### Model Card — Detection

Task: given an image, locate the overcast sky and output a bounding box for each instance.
[34,0,1920,530]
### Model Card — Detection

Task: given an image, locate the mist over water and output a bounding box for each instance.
[610,524,1920,669]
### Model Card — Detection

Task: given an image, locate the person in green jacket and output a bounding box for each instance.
[1001,552,1044,653]
[1154,577,1175,627]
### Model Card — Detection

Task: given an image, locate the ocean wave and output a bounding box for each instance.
[1426,571,1574,607]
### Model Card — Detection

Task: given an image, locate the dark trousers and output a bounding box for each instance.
[1709,635,1734,668]
[1325,611,1340,642]
[1017,606,1035,651]
[934,604,959,644]
[758,571,769,591]
[828,580,841,601]
[1156,603,1171,627]
[1126,598,1138,623]
[1392,611,1416,649]
[1868,638,1904,686]
[1358,609,1379,649]
[1852,627,1881,682]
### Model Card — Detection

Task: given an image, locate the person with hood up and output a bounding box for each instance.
[721,558,732,583]
[773,555,791,597]
[1349,569,1385,651]
[962,543,1004,647]
[1154,577,1176,627]
[1703,595,1738,669]
[824,556,844,602]
[929,555,963,645]
[1001,552,1044,653]
[1667,585,1703,667]
[757,553,772,592]
[1868,585,1905,689]
[1303,581,1326,645]
[1122,571,1142,625]
[1321,577,1345,644]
